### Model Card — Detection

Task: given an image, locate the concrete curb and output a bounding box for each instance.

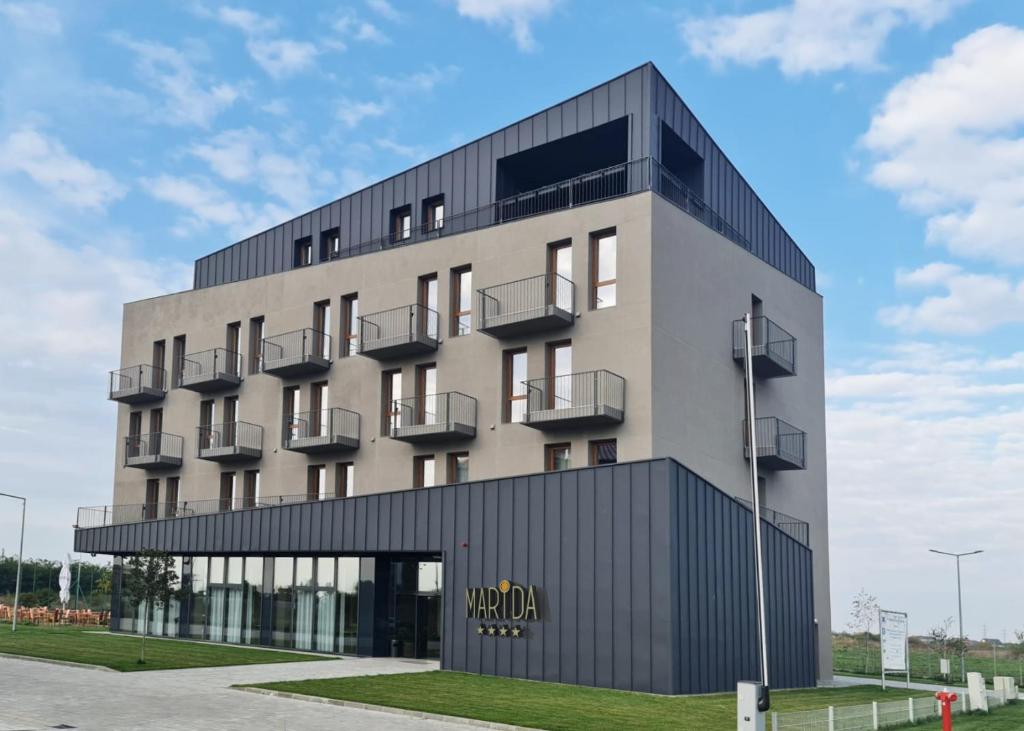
[234,685,534,730]
[0,652,117,672]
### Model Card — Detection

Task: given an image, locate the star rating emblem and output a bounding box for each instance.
[477,624,486,635]
[498,626,509,637]
[487,625,496,636]
[510,626,522,638]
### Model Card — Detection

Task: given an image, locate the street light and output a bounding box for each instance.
[0,492,26,632]
[929,548,983,683]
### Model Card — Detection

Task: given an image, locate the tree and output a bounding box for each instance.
[928,617,954,678]
[122,550,179,664]
[1012,630,1024,684]
[847,588,879,674]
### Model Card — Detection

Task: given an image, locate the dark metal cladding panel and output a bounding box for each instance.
[73,458,816,695]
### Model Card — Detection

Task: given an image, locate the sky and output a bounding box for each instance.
[0,0,1022,641]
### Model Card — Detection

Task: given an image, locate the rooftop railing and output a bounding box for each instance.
[108,364,166,403]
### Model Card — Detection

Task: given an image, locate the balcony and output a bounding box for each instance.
[261,328,332,377]
[477,273,575,338]
[732,316,797,378]
[744,416,806,471]
[196,421,262,462]
[178,348,242,392]
[124,432,184,470]
[522,370,625,429]
[283,408,360,453]
[736,498,809,546]
[390,392,477,443]
[358,304,439,360]
[109,364,166,404]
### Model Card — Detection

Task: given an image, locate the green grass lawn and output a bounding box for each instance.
[0,622,334,672]
[913,704,1024,730]
[248,671,933,731]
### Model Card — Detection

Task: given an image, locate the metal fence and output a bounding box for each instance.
[109,363,166,396]
[773,690,1015,730]
[359,303,439,351]
[179,347,242,383]
[196,421,262,453]
[262,328,332,367]
[391,392,477,433]
[283,408,360,446]
[746,416,806,468]
[736,498,809,546]
[733,316,797,375]
[524,370,625,415]
[477,272,575,329]
[123,433,184,462]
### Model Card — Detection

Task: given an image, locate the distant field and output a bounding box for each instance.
[833,634,1023,683]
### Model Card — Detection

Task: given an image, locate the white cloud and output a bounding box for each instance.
[374,65,459,94]
[0,128,126,211]
[216,5,279,35]
[826,342,1024,637]
[0,1,61,34]
[861,24,1024,266]
[354,20,390,44]
[336,98,388,128]
[376,137,431,160]
[245,37,319,79]
[682,0,963,76]
[454,0,557,52]
[111,33,242,128]
[366,0,404,22]
[329,9,392,46]
[878,262,1024,335]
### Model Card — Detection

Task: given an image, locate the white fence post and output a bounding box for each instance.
[771,711,777,730]
[908,698,914,723]
[828,705,835,731]
[872,701,879,730]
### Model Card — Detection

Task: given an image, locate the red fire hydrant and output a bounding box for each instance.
[935,690,958,731]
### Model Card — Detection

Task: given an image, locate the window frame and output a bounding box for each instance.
[447,452,469,483]
[544,443,571,472]
[588,439,618,466]
[502,348,528,423]
[423,195,445,232]
[320,227,341,261]
[413,454,436,488]
[589,228,617,310]
[335,462,355,498]
[381,369,402,436]
[341,293,359,356]
[449,265,472,337]
[248,316,265,374]
[390,205,412,242]
[294,237,313,268]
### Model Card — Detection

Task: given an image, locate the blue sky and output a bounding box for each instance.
[1,0,1023,640]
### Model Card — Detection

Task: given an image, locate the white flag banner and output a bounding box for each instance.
[879,609,908,672]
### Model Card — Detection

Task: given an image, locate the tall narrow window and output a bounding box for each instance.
[223,395,238,450]
[341,293,359,356]
[545,443,571,472]
[546,340,572,409]
[413,455,435,488]
[307,465,328,500]
[127,411,142,459]
[145,479,159,520]
[248,316,265,374]
[423,196,444,232]
[243,470,260,508]
[335,462,354,498]
[320,227,340,260]
[283,386,300,443]
[391,205,412,242]
[171,335,186,389]
[152,340,166,389]
[382,369,402,435]
[447,452,469,483]
[226,321,241,358]
[450,265,472,336]
[419,273,438,339]
[416,363,437,426]
[165,477,179,518]
[590,229,617,309]
[219,472,236,511]
[148,409,163,458]
[313,300,331,359]
[294,237,312,267]
[310,381,328,437]
[503,348,528,423]
[589,439,618,466]
[548,239,573,309]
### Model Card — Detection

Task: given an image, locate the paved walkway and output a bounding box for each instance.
[0,654,486,730]
[832,674,966,692]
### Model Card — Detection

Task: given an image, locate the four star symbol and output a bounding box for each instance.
[477,624,525,638]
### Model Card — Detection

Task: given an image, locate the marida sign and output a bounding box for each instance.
[466,579,540,622]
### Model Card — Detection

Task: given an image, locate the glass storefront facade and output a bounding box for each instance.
[115,555,441,658]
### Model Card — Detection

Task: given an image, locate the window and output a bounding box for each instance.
[313,300,331,359]
[416,363,437,425]
[382,369,402,435]
[271,557,294,647]
[310,381,328,437]
[283,386,300,441]
[450,266,472,336]
[226,321,241,358]
[390,205,412,242]
[149,407,163,436]
[243,470,260,508]
[414,455,436,488]
[423,196,444,232]
[248,316,265,374]
[307,465,328,500]
[219,472,236,511]
[320,227,340,260]
[546,340,572,409]
[165,477,179,517]
[548,240,572,280]
[127,411,142,458]
[545,443,571,472]
[171,335,186,389]
[418,273,439,339]
[341,293,359,356]
[589,439,618,466]
[589,229,617,309]
[144,479,159,520]
[447,452,469,483]
[335,462,355,498]
[294,237,312,268]
[152,340,166,387]
[503,348,528,423]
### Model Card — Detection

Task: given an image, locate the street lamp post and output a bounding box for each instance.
[929,548,983,683]
[0,492,26,632]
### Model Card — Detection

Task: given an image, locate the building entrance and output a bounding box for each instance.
[386,559,442,659]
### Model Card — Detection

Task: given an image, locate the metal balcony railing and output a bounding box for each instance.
[283,407,360,452]
[736,498,810,546]
[744,416,806,471]
[477,273,575,338]
[522,370,625,429]
[196,421,262,462]
[261,328,332,377]
[358,304,439,359]
[390,392,477,442]
[124,432,184,469]
[733,316,797,378]
[178,348,243,392]
[109,364,166,404]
